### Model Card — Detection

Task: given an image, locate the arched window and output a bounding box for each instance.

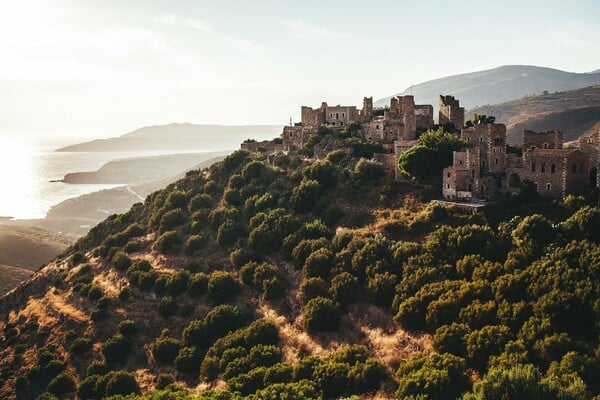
[546,183,551,191]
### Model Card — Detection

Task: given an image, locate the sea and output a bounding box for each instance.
[0,137,203,220]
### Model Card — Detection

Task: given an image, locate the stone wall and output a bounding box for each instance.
[461,123,507,174]
[240,140,284,153]
[325,105,358,126]
[439,95,465,129]
[373,153,399,179]
[523,130,563,151]
[415,104,434,130]
[282,126,313,150]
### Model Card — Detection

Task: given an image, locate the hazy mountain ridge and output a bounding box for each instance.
[466,85,600,143]
[57,123,283,152]
[376,65,600,112]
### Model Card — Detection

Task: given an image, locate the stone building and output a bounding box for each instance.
[443,126,592,200]
[301,102,358,128]
[577,124,600,188]
[281,126,313,151]
[364,95,433,142]
[439,95,465,130]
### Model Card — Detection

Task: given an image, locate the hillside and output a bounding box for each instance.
[57,123,283,153]
[467,85,600,143]
[0,264,33,296]
[0,225,73,270]
[375,65,600,112]
[0,138,598,399]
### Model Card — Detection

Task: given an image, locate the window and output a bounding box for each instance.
[546,183,551,191]
[551,164,556,174]
[336,112,339,119]
[482,160,486,169]
[531,162,536,172]
[541,163,545,173]
[447,172,451,178]
[459,161,463,165]
[447,184,450,188]
[376,125,379,130]
[342,112,345,118]
[572,163,577,173]
[579,162,584,173]
[495,158,499,165]
[479,137,483,143]
[534,182,539,190]
[543,143,549,149]
[472,170,475,178]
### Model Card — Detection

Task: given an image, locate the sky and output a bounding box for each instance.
[0,0,599,142]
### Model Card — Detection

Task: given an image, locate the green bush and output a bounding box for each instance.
[189,193,213,211]
[463,364,551,400]
[290,179,321,212]
[47,372,76,396]
[303,297,340,332]
[86,360,108,376]
[313,362,351,399]
[185,233,209,254]
[396,352,470,400]
[102,334,131,363]
[155,373,176,390]
[105,370,139,396]
[354,158,386,181]
[330,272,359,306]
[152,336,181,364]
[302,248,335,279]
[188,272,209,297]
[208,271,239,304]
[159,208,186,232]
[217,219,245,246]
[174,347,202,374]
[298,277,329,304]
[69,337,93,355]
[111,251,131,271]
[118,287,131,302]
[156,231,182,254]
[87,285,103,301]
[117,319,138,336]
[158,296,178,318]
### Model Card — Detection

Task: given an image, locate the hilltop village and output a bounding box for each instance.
[242,94,600,201]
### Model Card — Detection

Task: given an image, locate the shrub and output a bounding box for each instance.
[152,337,181,364]
[314,362,351,399]
[47,372,76,396]
[105,370,139,396]
[70,337,93,355]
[354,158,386,181]
[102,334,131,363]
[298,277,329,304]
[166,270,190,296]
[158,296,178,318]
[155,373,176,390]
[87,285,103,301]
[217,219,244,246]
[303,297,340,332]
[174,347,201,374]
[290,180,321,212]
[71,251,86,266]
[156,231,182,254]
[117,319,138,336]
[302,248,335,279]
[118,287,131,302]
[112,251,131,271]
[189,193,213,211]
[463,364,551,400]
[367,272,398,307]
[159,208,186,232]
[396,352,470,400]
[330,272,359,306]
[208,271,239,304]
[349,358,387,393]
[188,272,209,297]
[185,234,208,254]
[86,360,108,376]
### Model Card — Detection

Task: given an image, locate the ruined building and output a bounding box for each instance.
[443,125,592,200]
[300,102,358,128]
[364,95,434,142]
[439,95,465,130]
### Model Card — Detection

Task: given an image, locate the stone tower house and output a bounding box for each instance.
[439,95,465,130]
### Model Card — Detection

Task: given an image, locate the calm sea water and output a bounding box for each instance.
[0,138,204,220]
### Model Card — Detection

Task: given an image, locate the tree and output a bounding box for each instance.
[396,352,470,400]
[397,145,437,180]
[208,271,239,304]
[303,297,340,332]
[463,364,551,400]
[354,158,386,181]
[290,180,321,212]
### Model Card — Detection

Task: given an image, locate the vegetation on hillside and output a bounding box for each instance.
[0,142,598,399]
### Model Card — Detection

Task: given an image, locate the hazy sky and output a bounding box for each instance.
[1,0,599,141]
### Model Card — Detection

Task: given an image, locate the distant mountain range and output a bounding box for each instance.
[375,65,600,112]
[467,85,600,144]
[57,123,283,152]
